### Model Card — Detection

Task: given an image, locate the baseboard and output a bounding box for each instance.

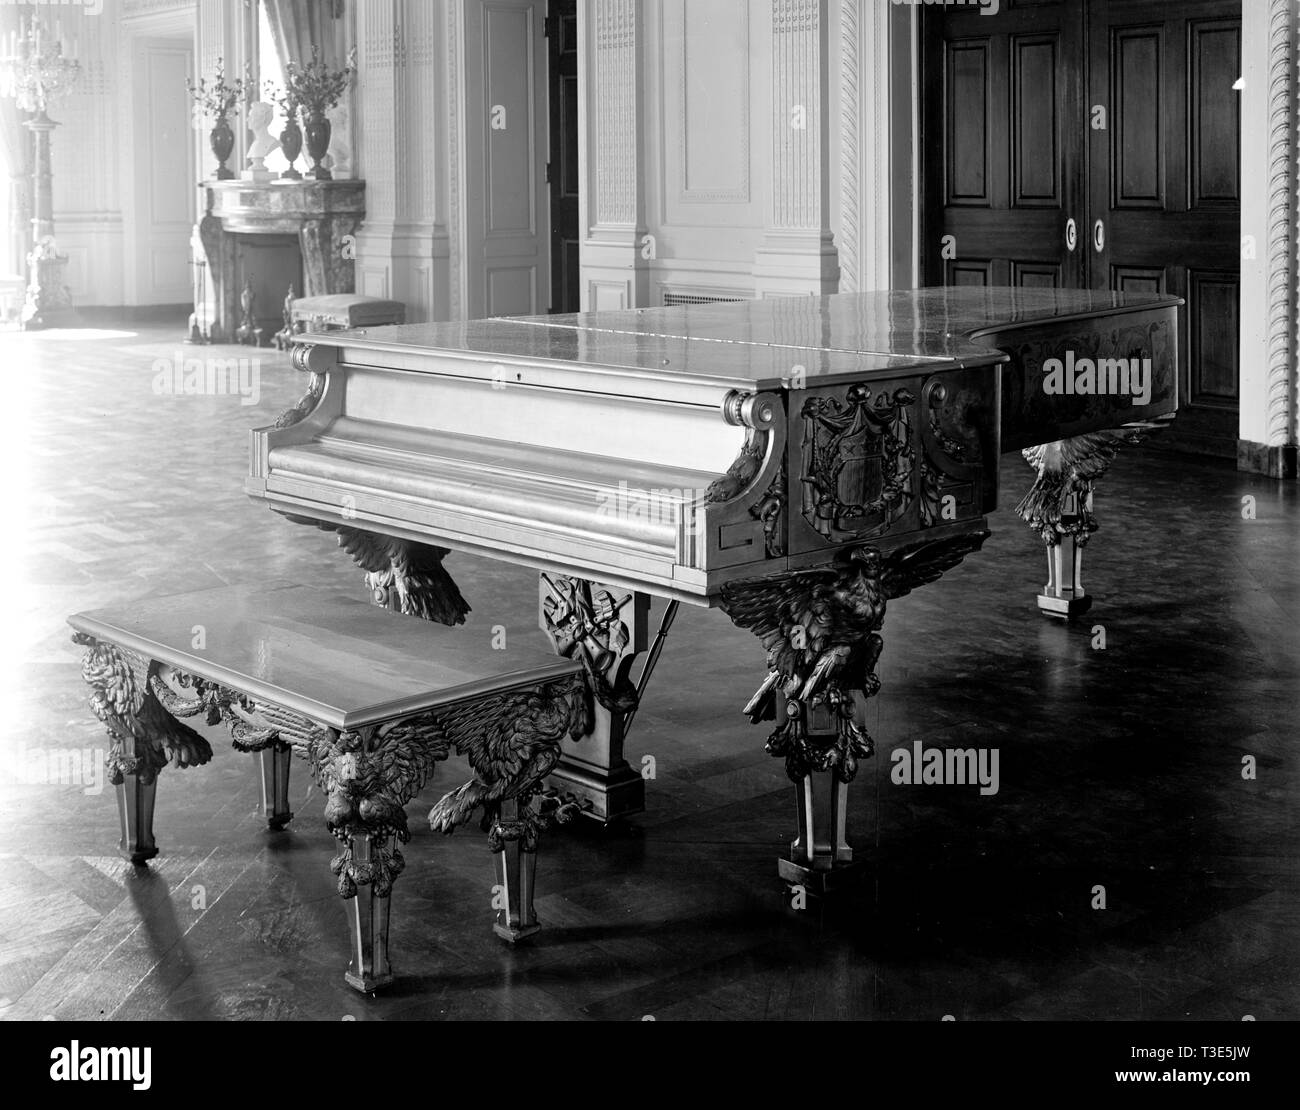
[1237,439,1299,480]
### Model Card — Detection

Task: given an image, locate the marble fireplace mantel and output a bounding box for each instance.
[192,180,365,343]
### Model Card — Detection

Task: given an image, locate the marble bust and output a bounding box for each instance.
[243,101,280,183]
[323,101,353,179]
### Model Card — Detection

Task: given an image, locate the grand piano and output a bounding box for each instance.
[248,288,1179,891]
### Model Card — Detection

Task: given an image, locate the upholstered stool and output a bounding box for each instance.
[291,293,405,335]
[69,583,588,991]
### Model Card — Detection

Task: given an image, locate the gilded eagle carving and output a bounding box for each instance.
[429,675,592,850]
[719,533,988,782]
[286,517,471,625]
[72,634,214,785]
[282,711,453,897]
[1016,421,1164,545]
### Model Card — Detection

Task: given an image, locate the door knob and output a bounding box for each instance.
[1093,219,1105,252]
[1065,218,1078,252]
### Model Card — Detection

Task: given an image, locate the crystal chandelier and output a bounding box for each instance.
[1,13,81,115]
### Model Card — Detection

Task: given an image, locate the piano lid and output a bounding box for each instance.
[510,287,1186,357]
[291,288,1180,392]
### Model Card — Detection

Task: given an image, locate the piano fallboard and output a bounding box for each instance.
[247,288,1180,604]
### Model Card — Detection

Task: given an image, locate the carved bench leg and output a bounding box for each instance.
[116,753,159,866]
[71,634,214,867]
[428,672,592,941]
[259,742,293,830]
[339,832,395,993]
[491,797,541,943]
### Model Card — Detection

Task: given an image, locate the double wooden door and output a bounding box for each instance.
[922,0,1241,456]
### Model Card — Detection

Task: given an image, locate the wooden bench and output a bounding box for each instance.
[68,584,588,991]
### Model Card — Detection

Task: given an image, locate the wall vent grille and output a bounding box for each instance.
[662,292,749,306]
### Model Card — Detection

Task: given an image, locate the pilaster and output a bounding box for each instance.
[580,0,649,311]
[354,0,448,322]
[833,0,893,294]
[1238,0,1299,478]
[753,0,839,297]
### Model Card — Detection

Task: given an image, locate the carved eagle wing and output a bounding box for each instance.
[879,532,991,601]
[428,678,589,833]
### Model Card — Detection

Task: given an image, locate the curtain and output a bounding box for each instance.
[263,0,348,71]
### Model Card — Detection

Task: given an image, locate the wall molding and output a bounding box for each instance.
[754,0,839,294]
[837,0,859,292]
[447,0,466,319]
[675,0,750,204]
[1264,0,1298,448]
[593,0,638,226]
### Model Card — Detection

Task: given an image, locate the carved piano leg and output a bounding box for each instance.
[1016,422,1169,618]
[539,575,649,823]
[259,742,294,830]
[778,699,859,894]
[71,635,214,866]
[488,796,541,943]
[720,534,989,892]
[337,831,395,992]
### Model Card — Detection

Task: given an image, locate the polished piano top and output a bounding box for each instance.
[250,288,1181,603]
[295,287,1178,392]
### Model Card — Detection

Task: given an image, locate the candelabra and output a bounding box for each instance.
[1,13,81,329]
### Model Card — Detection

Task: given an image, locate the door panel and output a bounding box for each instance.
[923,1,1085,291]
[923,0,1242,458]
[1090,0,1241,456]
[464,0,550,319]
[131,38,195,305]
[547,0,579,314]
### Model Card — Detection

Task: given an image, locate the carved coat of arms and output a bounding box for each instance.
[799,384,915,542]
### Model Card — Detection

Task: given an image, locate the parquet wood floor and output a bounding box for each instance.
[1,321,1296,1021]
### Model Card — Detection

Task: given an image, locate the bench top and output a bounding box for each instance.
[68,584,579,730]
